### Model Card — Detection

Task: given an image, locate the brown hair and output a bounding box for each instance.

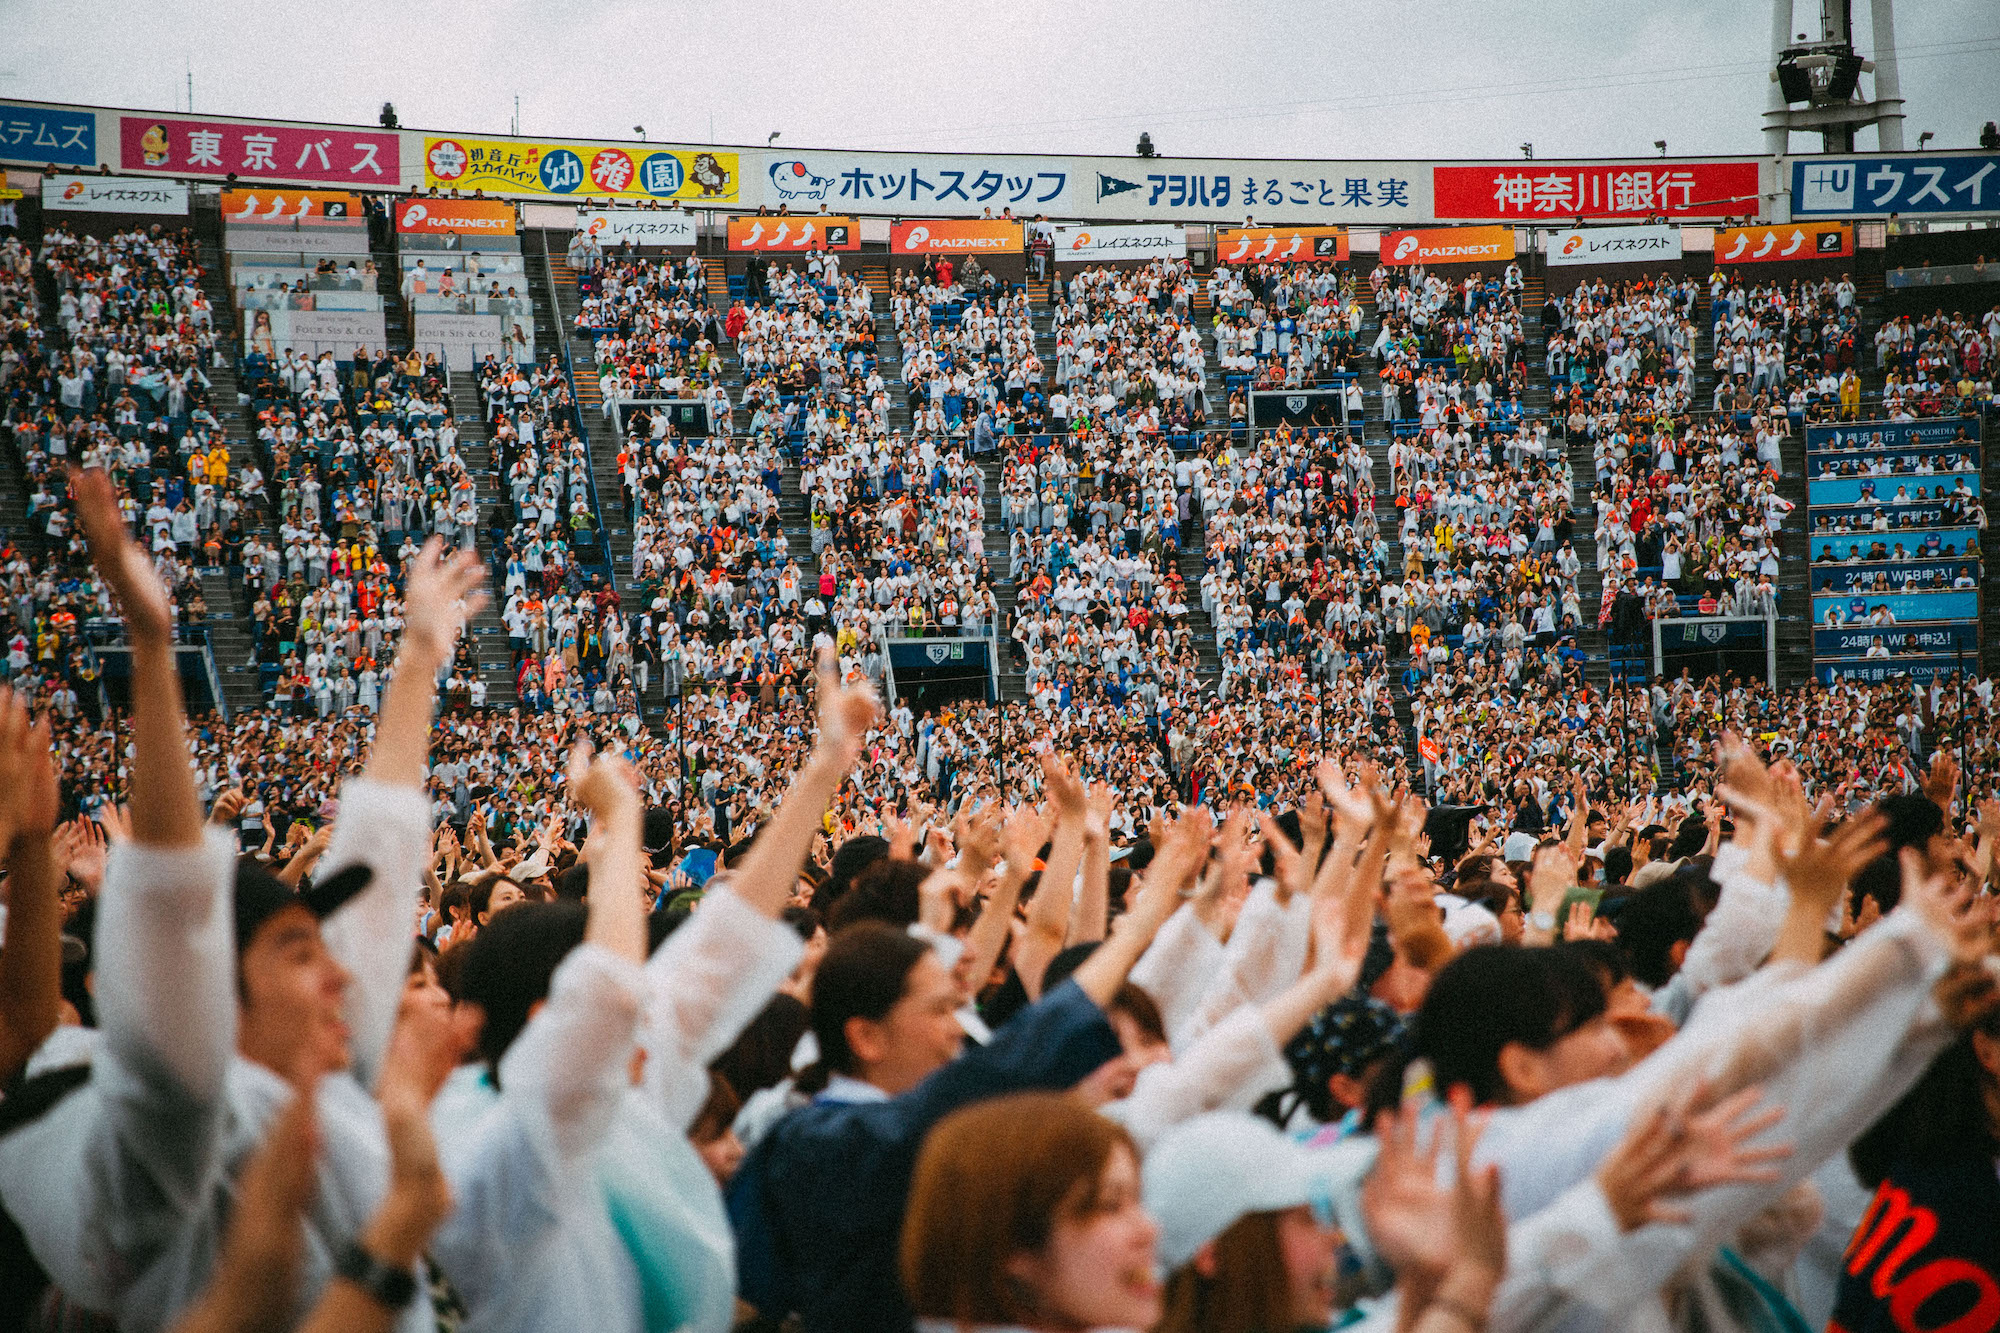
[901,1092,1136,1326]
[1154,1210,1293,1333]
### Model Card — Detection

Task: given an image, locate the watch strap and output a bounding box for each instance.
[335,1240,419,1310]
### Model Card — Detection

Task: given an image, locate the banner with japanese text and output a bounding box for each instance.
[424,136,738,202]
[577,211,697,247]
[1215,226,1349,264]
[1050,224,1187,262]
[1791,153,2000,217]
[1715,221,1852,264]
[42,174,187,215]
[1434,162,1759,220]
[0,103,98,168]
[890,219,1024,254]
[119,116,398,184]
[1545,224,1682,266]
[1379,226,1515,266]
[726,215,859,252]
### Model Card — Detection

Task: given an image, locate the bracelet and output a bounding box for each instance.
[1429,1297,1488,1332]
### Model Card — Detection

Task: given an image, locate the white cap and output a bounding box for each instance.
[1143,1112,1334,1271]
[1443,901,1502,949]
[1501,831,1538,863]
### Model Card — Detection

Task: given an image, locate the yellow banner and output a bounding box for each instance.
[422,136,737,202]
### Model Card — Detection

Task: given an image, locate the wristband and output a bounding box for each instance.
[334,1240,418,1310]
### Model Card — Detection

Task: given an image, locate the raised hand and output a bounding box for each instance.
[73,467,172,641]
[398,538,488,667]
[566,740,642,821]
[812,646,881,772]
[0,690,56,853]
[1596,1081,1790,1231]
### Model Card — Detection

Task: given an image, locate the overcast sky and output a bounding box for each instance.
[9,0,1998,161]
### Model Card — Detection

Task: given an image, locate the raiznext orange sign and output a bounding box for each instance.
[1379,225,1515,266]
[891,219,1024,254]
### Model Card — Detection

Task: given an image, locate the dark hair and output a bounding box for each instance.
[781,904,822,942]
[555,862,591,902]
[1414,944,1609,1105]
[825,858,929,932]
[807,922,930,1086]
[456,901,588,1079]
[813,835,891,916]
[1602,845,1634,887]
[1557,938,1629,994]
[1613,877,1702,988]
[712,992,812,1101]
[1849,1018,2000,1188]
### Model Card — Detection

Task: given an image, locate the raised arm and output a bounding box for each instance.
[1016,753,1087,1001]
[0,692,60,1083]
[1069,783,1113,946]
[319,540,485,1091]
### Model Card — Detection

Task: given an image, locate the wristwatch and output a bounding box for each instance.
[1528,909,1557,932]
[335,1240,418,1310]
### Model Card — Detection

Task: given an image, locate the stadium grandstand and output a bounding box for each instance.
[0,6,1998,1326]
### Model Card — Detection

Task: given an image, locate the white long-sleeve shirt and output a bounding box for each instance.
[0,777,434,1333]
[429,886,804,1333]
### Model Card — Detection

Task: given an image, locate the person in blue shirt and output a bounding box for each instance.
[727,808,1213,1333]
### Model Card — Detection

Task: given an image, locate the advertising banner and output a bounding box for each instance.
[246,309,388,355]
[223,228,372,260]
[1814,621,1980,656]
[726,215,859,252]
[1379,225,1515,266]
[1809,559,1979,593]
[1215,226,1349,265]
[1434,162,1758,219]
[1050,223,1186,262]
[1791,152,2000,217]
[1810,504,1967,535]
[1805,416,1983,454]
[1813,589,1980,624]
[577,210,697,248]
[1546,224,1682,267]
[890,219,1024,255]
[0,103,98,168]
[1714,221,1852,264]
[412,312,508,371]
[223,188,362,220]
[1809,528,1981,561]
[394,197,517,237]
[1808,474,1980,507]
[41,174,187,215]
[120,116,397,184]
[423,136,738,202]
[760,151,1073,214]
[1816,655,1976,685]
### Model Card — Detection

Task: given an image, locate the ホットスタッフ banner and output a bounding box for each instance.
[1714,221,1852,264]
[223,188,362,220]
[1050,224,1186,262]
[577,211,697,247]
[423,136,738,203]
[1545,224,1682,266]
[726,216,859,251]
[42,174,187,215]
[1379,226,1515,266]
[120,116,398,184]
[1791,153,2000,216]
[890,219,1024,254]
[1214,226,1349,264]
[1434,162,1758,219]
[395,198,517,236]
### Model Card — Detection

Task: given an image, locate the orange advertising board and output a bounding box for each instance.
[1379,225,1515,266]
[394,197,517,236]
[890,219,1024,254]
[223,188,363,220]
[727,215,860,252]
[1215,226,1349,265]
[1713,221,1852,264]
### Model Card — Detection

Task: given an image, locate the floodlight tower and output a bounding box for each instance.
[1764,0,1906,154]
